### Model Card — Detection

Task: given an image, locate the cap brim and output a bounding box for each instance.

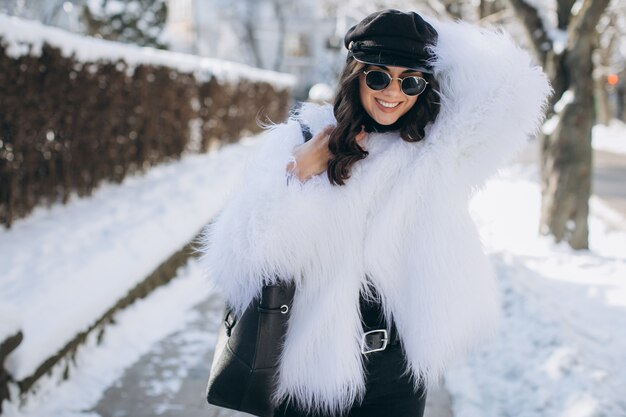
[350,53,433,74]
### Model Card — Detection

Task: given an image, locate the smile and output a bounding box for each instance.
[376,99,400,109]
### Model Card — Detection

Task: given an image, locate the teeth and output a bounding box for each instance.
[376,99,400,108]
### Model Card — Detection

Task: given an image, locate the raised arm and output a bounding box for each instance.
[425,19,552,190]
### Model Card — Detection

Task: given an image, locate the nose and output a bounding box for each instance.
[383,78,403,97]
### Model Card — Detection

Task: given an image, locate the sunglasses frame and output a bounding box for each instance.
[362,70,429,97]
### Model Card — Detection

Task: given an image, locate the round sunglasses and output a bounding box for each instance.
[362,70,429,97]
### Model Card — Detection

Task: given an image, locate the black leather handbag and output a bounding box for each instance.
[206,283,296,417]
[206,119,311,417]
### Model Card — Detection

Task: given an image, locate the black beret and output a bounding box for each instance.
[344,9,438,73]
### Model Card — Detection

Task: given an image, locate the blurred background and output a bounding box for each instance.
[1,0,623,105]
[1,1,625,417]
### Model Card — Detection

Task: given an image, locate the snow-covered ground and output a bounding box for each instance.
[2,257,215,417]
[0,138,259,381]
[447,164,626,417]
[1,122,626,417]
[593,120,626,155]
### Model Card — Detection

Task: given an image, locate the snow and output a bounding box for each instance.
[308,83,334,103]
[2,258,214,417]
[0,14,296,87]
[541,90,575,135]
[2,124,626,415]
[541,113,560,135]
[519,0,557,40]
[549,28,567,55]
[0,305,21,343]
[593,120,626,155]
[570,0,584,16]
[554,89,575,113]
[447,163,626,416]
[0,137,261,380]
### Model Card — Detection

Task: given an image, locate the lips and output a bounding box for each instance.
[376,98,400,108]
[374,98,403,115]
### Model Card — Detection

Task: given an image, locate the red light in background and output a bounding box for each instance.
[607,74,619,85]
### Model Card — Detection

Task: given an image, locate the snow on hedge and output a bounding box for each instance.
[0,13,296,87]
[0,135,261,381]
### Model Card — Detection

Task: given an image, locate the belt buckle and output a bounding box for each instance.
[361,329,388,354]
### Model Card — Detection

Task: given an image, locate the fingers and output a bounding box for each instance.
[322,125,335,136]
[311,125,334,144]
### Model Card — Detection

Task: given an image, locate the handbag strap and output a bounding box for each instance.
[298,119,313,142]
[224,309,237,337]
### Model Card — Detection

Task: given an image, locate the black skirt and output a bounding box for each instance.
[273,286,427,417]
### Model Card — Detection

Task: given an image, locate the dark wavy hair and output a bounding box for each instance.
[326,58,440,185]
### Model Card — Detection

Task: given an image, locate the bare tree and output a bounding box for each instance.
[219,0,289,70]
[507,0,612,249]
[239,0,264,68]
[272,0,288,71]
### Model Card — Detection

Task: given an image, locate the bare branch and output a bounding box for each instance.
[565,0,611,87]
[420,0,449,18]
[556,0,576,29]
[477,8,513,25]
[567,0,611,48]
[506,0,551,65]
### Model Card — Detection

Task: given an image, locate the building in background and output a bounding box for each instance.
[163,0,349,100]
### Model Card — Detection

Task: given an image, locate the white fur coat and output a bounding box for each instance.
[200,17,551,415]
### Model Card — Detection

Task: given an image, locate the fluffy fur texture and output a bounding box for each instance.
[199,17,551,415]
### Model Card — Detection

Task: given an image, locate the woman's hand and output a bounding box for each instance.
[286,125,367,183]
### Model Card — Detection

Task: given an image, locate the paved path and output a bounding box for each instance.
[91,293,240,417]
[593,149,626,221]
[90,291,453,417]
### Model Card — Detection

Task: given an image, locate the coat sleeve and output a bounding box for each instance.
[198,119,315,315]
[425,19,552,190]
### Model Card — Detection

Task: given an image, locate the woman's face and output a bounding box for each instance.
[359,65,422,125]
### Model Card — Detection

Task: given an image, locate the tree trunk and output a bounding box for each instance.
[509,0,610,250]
[539,92,593,249]
[538,0,610,249]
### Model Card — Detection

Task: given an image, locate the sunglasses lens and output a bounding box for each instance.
[365,71,390,91]
[401,77,428,96]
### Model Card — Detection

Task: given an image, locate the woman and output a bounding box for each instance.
[201,9,551,417]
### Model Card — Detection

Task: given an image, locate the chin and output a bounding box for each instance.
[366,100,412,126]
[374,116,400,125]
[371,112,402,125]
